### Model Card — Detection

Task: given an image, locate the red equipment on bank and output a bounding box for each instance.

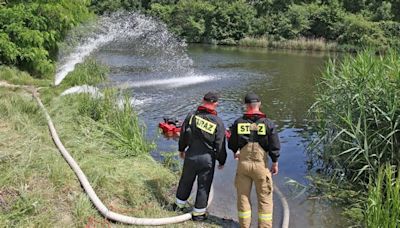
[158,117,231,139]
[159,118,182,136]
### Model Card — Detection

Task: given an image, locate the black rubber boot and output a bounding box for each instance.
[171,203,192,213]
[192,212,208,221]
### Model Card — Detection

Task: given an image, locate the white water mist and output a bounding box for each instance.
[55,12,193,86]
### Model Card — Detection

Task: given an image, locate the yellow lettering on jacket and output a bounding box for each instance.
[238,123,267,135]
[258,123,266,135]
[195,116,216,134]
[238,123,251,134]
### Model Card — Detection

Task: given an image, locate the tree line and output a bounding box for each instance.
[1,0,400,76]
[91,0,400,49]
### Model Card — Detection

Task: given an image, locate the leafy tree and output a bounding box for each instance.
[341,0,366,13]
[141,0,178,10]
[90,0,142,14]
[148,3,175,24]
[251,15,276,37]
[0,1,91,76]
[392,0,400,21]
[249,0,296,16]
[373,1,393,21]
[305,1,344,40]
[206,0,256,43]
[337,14,387,48]
[171,0,215,42]
[379,20,400,48]
[283,4,311,39]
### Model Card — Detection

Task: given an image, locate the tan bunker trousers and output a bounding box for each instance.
[235,143,273,228]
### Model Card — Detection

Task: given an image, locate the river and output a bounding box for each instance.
[96,44,345,227]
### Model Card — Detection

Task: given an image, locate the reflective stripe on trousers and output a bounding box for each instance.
[235,142,273,228]
[238,210,251,219]
[259,213,272,221]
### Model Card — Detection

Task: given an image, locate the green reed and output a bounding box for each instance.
[311,50,400,184]
[366,164,400,228]
[238,36,338,51]
[74,89,153,157]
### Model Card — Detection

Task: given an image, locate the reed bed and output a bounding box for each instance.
[238,37,338,51]
[311,50,400,184]
[310,50,400,225]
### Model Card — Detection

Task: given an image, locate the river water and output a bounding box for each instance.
[95,44,345,227]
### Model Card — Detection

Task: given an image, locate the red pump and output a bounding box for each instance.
[159,117,231,139]
[159,118,182,136]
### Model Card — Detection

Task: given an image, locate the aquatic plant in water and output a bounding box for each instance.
[310,50,400,185]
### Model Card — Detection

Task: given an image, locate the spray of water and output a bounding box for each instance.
[55,12,193,86]
[118,75,214,89]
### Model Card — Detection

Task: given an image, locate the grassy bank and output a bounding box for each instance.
[0,66,218,227]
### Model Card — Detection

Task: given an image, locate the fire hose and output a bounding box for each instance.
[32,90,193,225]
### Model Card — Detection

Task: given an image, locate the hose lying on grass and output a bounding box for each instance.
[0,82,289,226]
[32,89,193,225]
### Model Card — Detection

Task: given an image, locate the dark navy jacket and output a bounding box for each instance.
[178,106,227,166]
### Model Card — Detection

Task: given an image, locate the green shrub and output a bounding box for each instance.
[170,0,214,42]
[148,3,175,25]
[392,0,400,21]
[336,14,387,49]
[251,15,275,37]
[206,0,256,42]
[90,0,142,14]
[379,20,400,49]
[284,4,311,39]
[372,1,394,21]
[304,2,344,40]
[342,0,366,13]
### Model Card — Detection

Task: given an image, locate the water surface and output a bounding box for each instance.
[96,44,344,227]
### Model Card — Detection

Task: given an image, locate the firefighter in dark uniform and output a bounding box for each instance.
[228,92,280,228]
[174,92,227,221]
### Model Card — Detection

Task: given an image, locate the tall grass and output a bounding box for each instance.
[310,50,400,185]
[0,88,179,227]
[74,89,153,157]
[0,66,51,87]
[60,58,108,87]
[238,37,338,51]
[366,164,400,227]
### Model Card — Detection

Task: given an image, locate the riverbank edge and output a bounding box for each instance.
[188,37,360,53]
[0,65,209,227]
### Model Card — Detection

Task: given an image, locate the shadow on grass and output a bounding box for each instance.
[145,179,172,207]
[200,215,240,228]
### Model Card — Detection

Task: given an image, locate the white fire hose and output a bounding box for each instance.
[32,90,193,225]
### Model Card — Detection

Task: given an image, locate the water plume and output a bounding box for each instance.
[55,12,192,86]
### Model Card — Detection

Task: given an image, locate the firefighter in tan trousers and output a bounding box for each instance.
[228,92,281,228]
